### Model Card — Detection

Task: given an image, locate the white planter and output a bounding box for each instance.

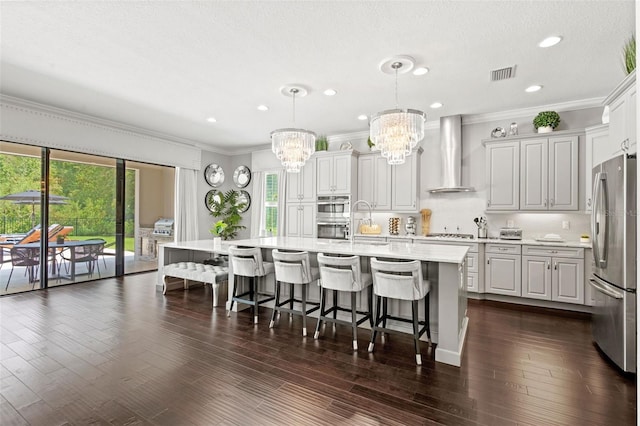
[537,126,553,133]
[213,236,222,248]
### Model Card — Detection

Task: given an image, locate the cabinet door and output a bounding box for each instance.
[285,204,302,237]
[485,253,521,296]
[316,156,334,195]
[392,153,418,211]
[286,172,302,203]
[357,155,375,208]
[585,126,609,211]
[627,85,636,154]
[299,158,316,202]
[486,141,519,210]
[549,136,578,210]
[522,255,552,300]
[552,257,584,304]
[467,272,478,293]
[520,139,548,210]
[374,156,392,210]
[299,203,316,238]
[609,94,627,158]
[333,155,352,194]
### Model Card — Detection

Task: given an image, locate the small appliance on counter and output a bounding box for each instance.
[499,227,522,240]
[152,218,174,236]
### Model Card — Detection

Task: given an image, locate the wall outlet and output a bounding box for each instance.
[562,221,570,230]
[507,220,514,228]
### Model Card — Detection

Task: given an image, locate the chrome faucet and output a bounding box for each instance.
[350,200,372,242]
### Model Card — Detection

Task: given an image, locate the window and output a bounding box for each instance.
[263,172,278,235]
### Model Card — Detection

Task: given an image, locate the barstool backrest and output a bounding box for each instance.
[228,246,268,277]
[370,257,427,301]
[272,249,312,284]
[317,253,369,292]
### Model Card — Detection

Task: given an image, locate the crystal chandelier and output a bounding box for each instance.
[271,87,316,173]
[370,60,426,165]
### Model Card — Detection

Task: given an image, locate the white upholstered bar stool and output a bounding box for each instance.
[368,257,431,365]
[228,246,275,324]
[314,253,373,350]
[270,250,320,337]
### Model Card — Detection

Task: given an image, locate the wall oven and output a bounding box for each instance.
[316,195,350,239]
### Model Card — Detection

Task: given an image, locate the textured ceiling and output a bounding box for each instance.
[0,1,635,152]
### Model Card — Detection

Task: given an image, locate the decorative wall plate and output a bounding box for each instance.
[491,127,506,138]
[236,190,251,213]
[205,189,221,212]
[233,165,251,188]
[204,163,224,187]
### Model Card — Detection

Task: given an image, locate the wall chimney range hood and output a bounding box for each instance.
[428,115,475,193]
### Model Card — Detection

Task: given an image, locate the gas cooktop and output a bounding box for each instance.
[425,233,476,240]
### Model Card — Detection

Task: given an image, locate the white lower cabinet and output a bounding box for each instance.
[485,244,521,296]
[415,240,482,293]
[521,246,584,305]
[286,203,316,238]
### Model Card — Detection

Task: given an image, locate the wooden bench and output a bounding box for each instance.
[162,262,228,307]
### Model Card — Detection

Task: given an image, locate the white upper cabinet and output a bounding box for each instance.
[316,151,357,196]
[584,124,609,212]
[605,70,636,158]
[391,150,421,212]
[485,140,520,210]
[285,157,316,203]
[520,138,548,210]
[357,154,391,210]
[548,135,579,210]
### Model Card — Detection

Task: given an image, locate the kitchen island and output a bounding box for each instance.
[158,237,469,366]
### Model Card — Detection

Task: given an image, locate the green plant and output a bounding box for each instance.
[207,189,246,240]
[315,135,328,151]
[367,137,375,149]
[533,111,560,129]
[623,34,636,74]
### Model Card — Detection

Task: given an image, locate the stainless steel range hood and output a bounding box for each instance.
[428,115,475,193]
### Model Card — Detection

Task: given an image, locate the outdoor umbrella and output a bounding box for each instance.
[0,190,69,227]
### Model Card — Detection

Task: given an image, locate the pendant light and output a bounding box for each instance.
[271,87,316,173]
[370,56,426,165]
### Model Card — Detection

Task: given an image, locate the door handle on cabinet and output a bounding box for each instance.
[544,199,547,207]
[547,262,550,270]
[554,262,558,270]
[487,259,490,264]
[550,199,554,206]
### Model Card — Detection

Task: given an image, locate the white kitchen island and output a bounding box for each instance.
[158,237,469,367]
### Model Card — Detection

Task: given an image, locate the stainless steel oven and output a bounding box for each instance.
[317,196,350,239]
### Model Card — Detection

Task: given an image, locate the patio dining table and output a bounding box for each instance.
[19,239,105,281]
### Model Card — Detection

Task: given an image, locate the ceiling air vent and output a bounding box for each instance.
[490,65,516,81]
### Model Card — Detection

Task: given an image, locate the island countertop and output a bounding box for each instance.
[163,236,469,264]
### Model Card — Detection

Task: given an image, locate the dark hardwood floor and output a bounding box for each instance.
[0,273,636,425]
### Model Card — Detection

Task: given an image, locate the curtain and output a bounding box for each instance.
[276,169,286,236]
[175,167,199,242]
[250,171,265,238]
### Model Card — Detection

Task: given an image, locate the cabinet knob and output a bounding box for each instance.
[487,200,490,207]
[547,262,550,270]
[587,198,591,208]
[487,259,490,265]
[550,199,554,206]
[554,262,558,270]
[543,199,547,207]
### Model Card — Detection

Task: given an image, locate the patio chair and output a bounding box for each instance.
[5,246,40,290]
[60,240,105,279]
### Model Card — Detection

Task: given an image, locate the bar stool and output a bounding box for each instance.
[368,257,431,365]
[270,250,320,336]
[314,253,373,350]
[228,246,275,324]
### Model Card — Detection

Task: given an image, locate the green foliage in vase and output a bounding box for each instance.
[533,111,560,129]
[623,34,636,74]
[367,137,375,149]
[207,189,246,240]
[315,135,328,151]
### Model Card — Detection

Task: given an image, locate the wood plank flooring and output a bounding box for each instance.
[0,273,636,425]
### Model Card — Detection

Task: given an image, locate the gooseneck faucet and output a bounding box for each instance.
[349,200,372,242]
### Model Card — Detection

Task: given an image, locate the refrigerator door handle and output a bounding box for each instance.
[591,172,608,268]
[588,277,624,300]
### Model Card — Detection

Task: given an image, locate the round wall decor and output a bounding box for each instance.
[204,163,224,187]
[233,165,251,188]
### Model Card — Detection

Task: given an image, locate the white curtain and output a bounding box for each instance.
[175,167,199,242]
[250,171,265,238]
[276,169,286,236]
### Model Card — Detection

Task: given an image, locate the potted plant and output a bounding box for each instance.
[208,189,246,240]
[315,135,328,151]
[367,137,375,151]
[623,34,636,74]
[533,111,560,133]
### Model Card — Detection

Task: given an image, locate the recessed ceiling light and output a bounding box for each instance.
[539,36,562,48]
[206,117,217,123]
[358,114,368,121]
[525,85,542,93]
[323,89,337,96]
[413,67,429,76]
[257,105,269,111]
[430,102,443,109]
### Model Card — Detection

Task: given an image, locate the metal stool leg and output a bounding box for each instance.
[332,290,338,320]
[351,292,358,350]
[367,286,374,327]
[270,280,281,328]
[228,276,237,316]
[301,284,307,337]
[252,277,258,324]
[289,283,294,318]
[368,295,381,352]
[412,300,422,365]
[425,293,432,343]
[314,287,325,339]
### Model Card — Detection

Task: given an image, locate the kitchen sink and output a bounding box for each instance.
[317,240,388,246]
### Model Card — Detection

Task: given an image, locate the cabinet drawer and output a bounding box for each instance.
[486,243,521,255]
[466,252,479,273]
[467,272,479,292]
[522,245,584,258]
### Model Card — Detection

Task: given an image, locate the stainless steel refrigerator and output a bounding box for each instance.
[590,153,636,373]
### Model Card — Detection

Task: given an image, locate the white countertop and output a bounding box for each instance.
[163,236,469,264]
[356,234,591,249]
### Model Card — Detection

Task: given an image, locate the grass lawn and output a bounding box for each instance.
[72,235,136,252]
